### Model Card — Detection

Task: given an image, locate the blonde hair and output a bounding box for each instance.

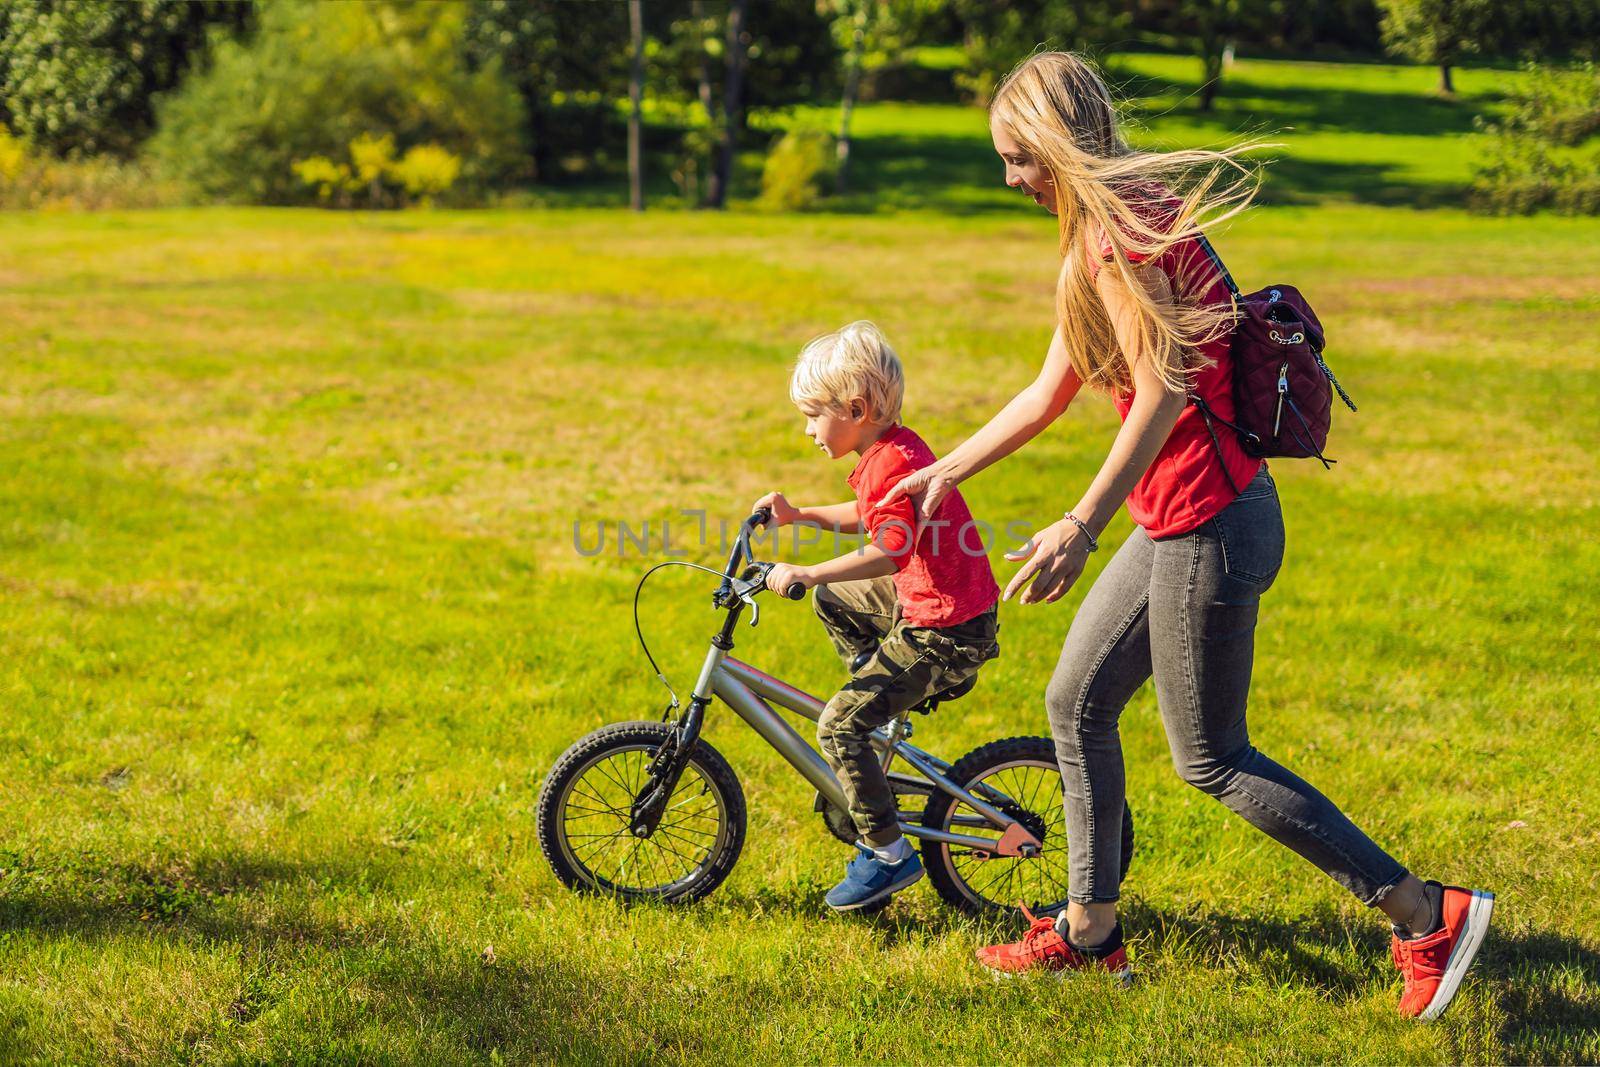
[790,320,905,424]
[989,51,1267,394]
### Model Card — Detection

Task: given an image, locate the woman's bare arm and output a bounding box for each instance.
[937,324,1083,483]
[1061,264,1187,539]
[875,325,1083,522]
[1004,262,1188,604]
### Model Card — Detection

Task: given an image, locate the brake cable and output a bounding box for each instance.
[631,559,736,722]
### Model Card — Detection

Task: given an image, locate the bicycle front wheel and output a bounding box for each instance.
[537,721,745,904]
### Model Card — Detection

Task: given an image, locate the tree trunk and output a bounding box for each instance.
[1198,37,1224,112]
[529,105,552,184]
[1438,62,1454,94]
[835,16,865,196]
[691,0,716,127]
[707,0,747,210]
[628,0,645,211]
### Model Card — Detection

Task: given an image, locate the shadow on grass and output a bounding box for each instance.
[1116,77,1500,141]
[535,131,1465,215]
[535,60,1500,215]
[0,850,622,1061]
[2,849,1594,1061]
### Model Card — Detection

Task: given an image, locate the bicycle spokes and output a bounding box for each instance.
[946,764,1069,910]
[560,745,726,895]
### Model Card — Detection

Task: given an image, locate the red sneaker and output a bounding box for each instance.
[974,905,1131,978]
[1391,884,1494,1020]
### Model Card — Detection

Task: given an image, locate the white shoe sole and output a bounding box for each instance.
[1419,889,1494,1021]
[828,864,924,912]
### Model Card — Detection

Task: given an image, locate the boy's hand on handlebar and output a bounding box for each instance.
[765,562,813,597]
[751,491,800,527]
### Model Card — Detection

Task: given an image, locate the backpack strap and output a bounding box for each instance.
[1186,393,1246,496]
[1193,232,1241,300]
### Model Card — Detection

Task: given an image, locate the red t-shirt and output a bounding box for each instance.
[1092,197,1262,538]
[847,425,1000,627]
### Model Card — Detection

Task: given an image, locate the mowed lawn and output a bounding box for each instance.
[2,58,1599,1066]
[1,198,1596,1064]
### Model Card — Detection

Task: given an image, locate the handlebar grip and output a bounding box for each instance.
[783,583,805,600]
[750,507,773,528]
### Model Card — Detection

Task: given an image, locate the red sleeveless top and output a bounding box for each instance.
[1092,202,1262,538]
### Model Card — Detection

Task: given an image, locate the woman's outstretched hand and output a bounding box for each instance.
[1003,518,1092,605]
[876,460,957,533]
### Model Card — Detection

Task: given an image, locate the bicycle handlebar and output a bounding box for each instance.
[714,509,806,604]
[744,510,803,598]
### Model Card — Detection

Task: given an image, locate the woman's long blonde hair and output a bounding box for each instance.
[990,52,1266,395]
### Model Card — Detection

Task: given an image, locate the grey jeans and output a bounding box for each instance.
[1047,465,1407,905]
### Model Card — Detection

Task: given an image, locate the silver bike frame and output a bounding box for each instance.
[689,645,1035,853]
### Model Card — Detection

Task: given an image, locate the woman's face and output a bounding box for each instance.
[991,120,1055,214]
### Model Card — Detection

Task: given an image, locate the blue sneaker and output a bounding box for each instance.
[825,843,924,912]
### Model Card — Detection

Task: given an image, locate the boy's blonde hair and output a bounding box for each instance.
[789,320,904,424]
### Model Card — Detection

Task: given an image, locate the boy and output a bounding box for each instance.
[754,320,1000,912]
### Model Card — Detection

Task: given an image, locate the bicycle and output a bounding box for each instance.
[536,508,1133,914]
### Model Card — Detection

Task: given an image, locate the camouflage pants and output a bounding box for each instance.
[813,575,999,846]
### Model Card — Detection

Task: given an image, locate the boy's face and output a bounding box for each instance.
[800,399,869,459]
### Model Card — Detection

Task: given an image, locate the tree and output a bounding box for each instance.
[1377,0,1505,94]
[461,0,628,183]
[0,0,252,157]
[706,0,748,209]
[149,0,523,204]
[628,0,645,211]
[819,0,922,194]
[1171,0,1283,112]
[659,0,837,207]
[949,0,1124,105]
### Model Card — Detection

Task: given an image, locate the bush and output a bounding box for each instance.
[671,127,717,207]
[391,144,463,205]
[756,129,836,212]
[292,135,462,209]
[0,127,178,210]
[147,0,523,205]
[1471,62,1600,215]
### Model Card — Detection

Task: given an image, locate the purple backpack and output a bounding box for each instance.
[1188,234,1358,487]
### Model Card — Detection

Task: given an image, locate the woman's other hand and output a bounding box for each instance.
[1003,518,1093,605]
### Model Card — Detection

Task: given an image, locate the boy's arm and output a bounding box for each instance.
[751,492,863,534]
[806,543,899,584]
[793,500,863,534]
[765,542,897,596]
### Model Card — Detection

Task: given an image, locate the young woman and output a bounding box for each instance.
[876,52,1492,1020]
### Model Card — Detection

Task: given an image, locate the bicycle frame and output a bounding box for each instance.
[635,509,1042,859]
[704,650,1041,857]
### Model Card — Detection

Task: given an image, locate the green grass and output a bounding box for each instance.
[564,51,1527,214]
[2,54,1599,1066]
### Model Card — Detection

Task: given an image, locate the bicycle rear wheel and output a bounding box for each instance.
[921,735,1133,915]
[537,721,745,904]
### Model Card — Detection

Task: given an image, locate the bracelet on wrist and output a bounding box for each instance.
[1062,512,1099,552]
